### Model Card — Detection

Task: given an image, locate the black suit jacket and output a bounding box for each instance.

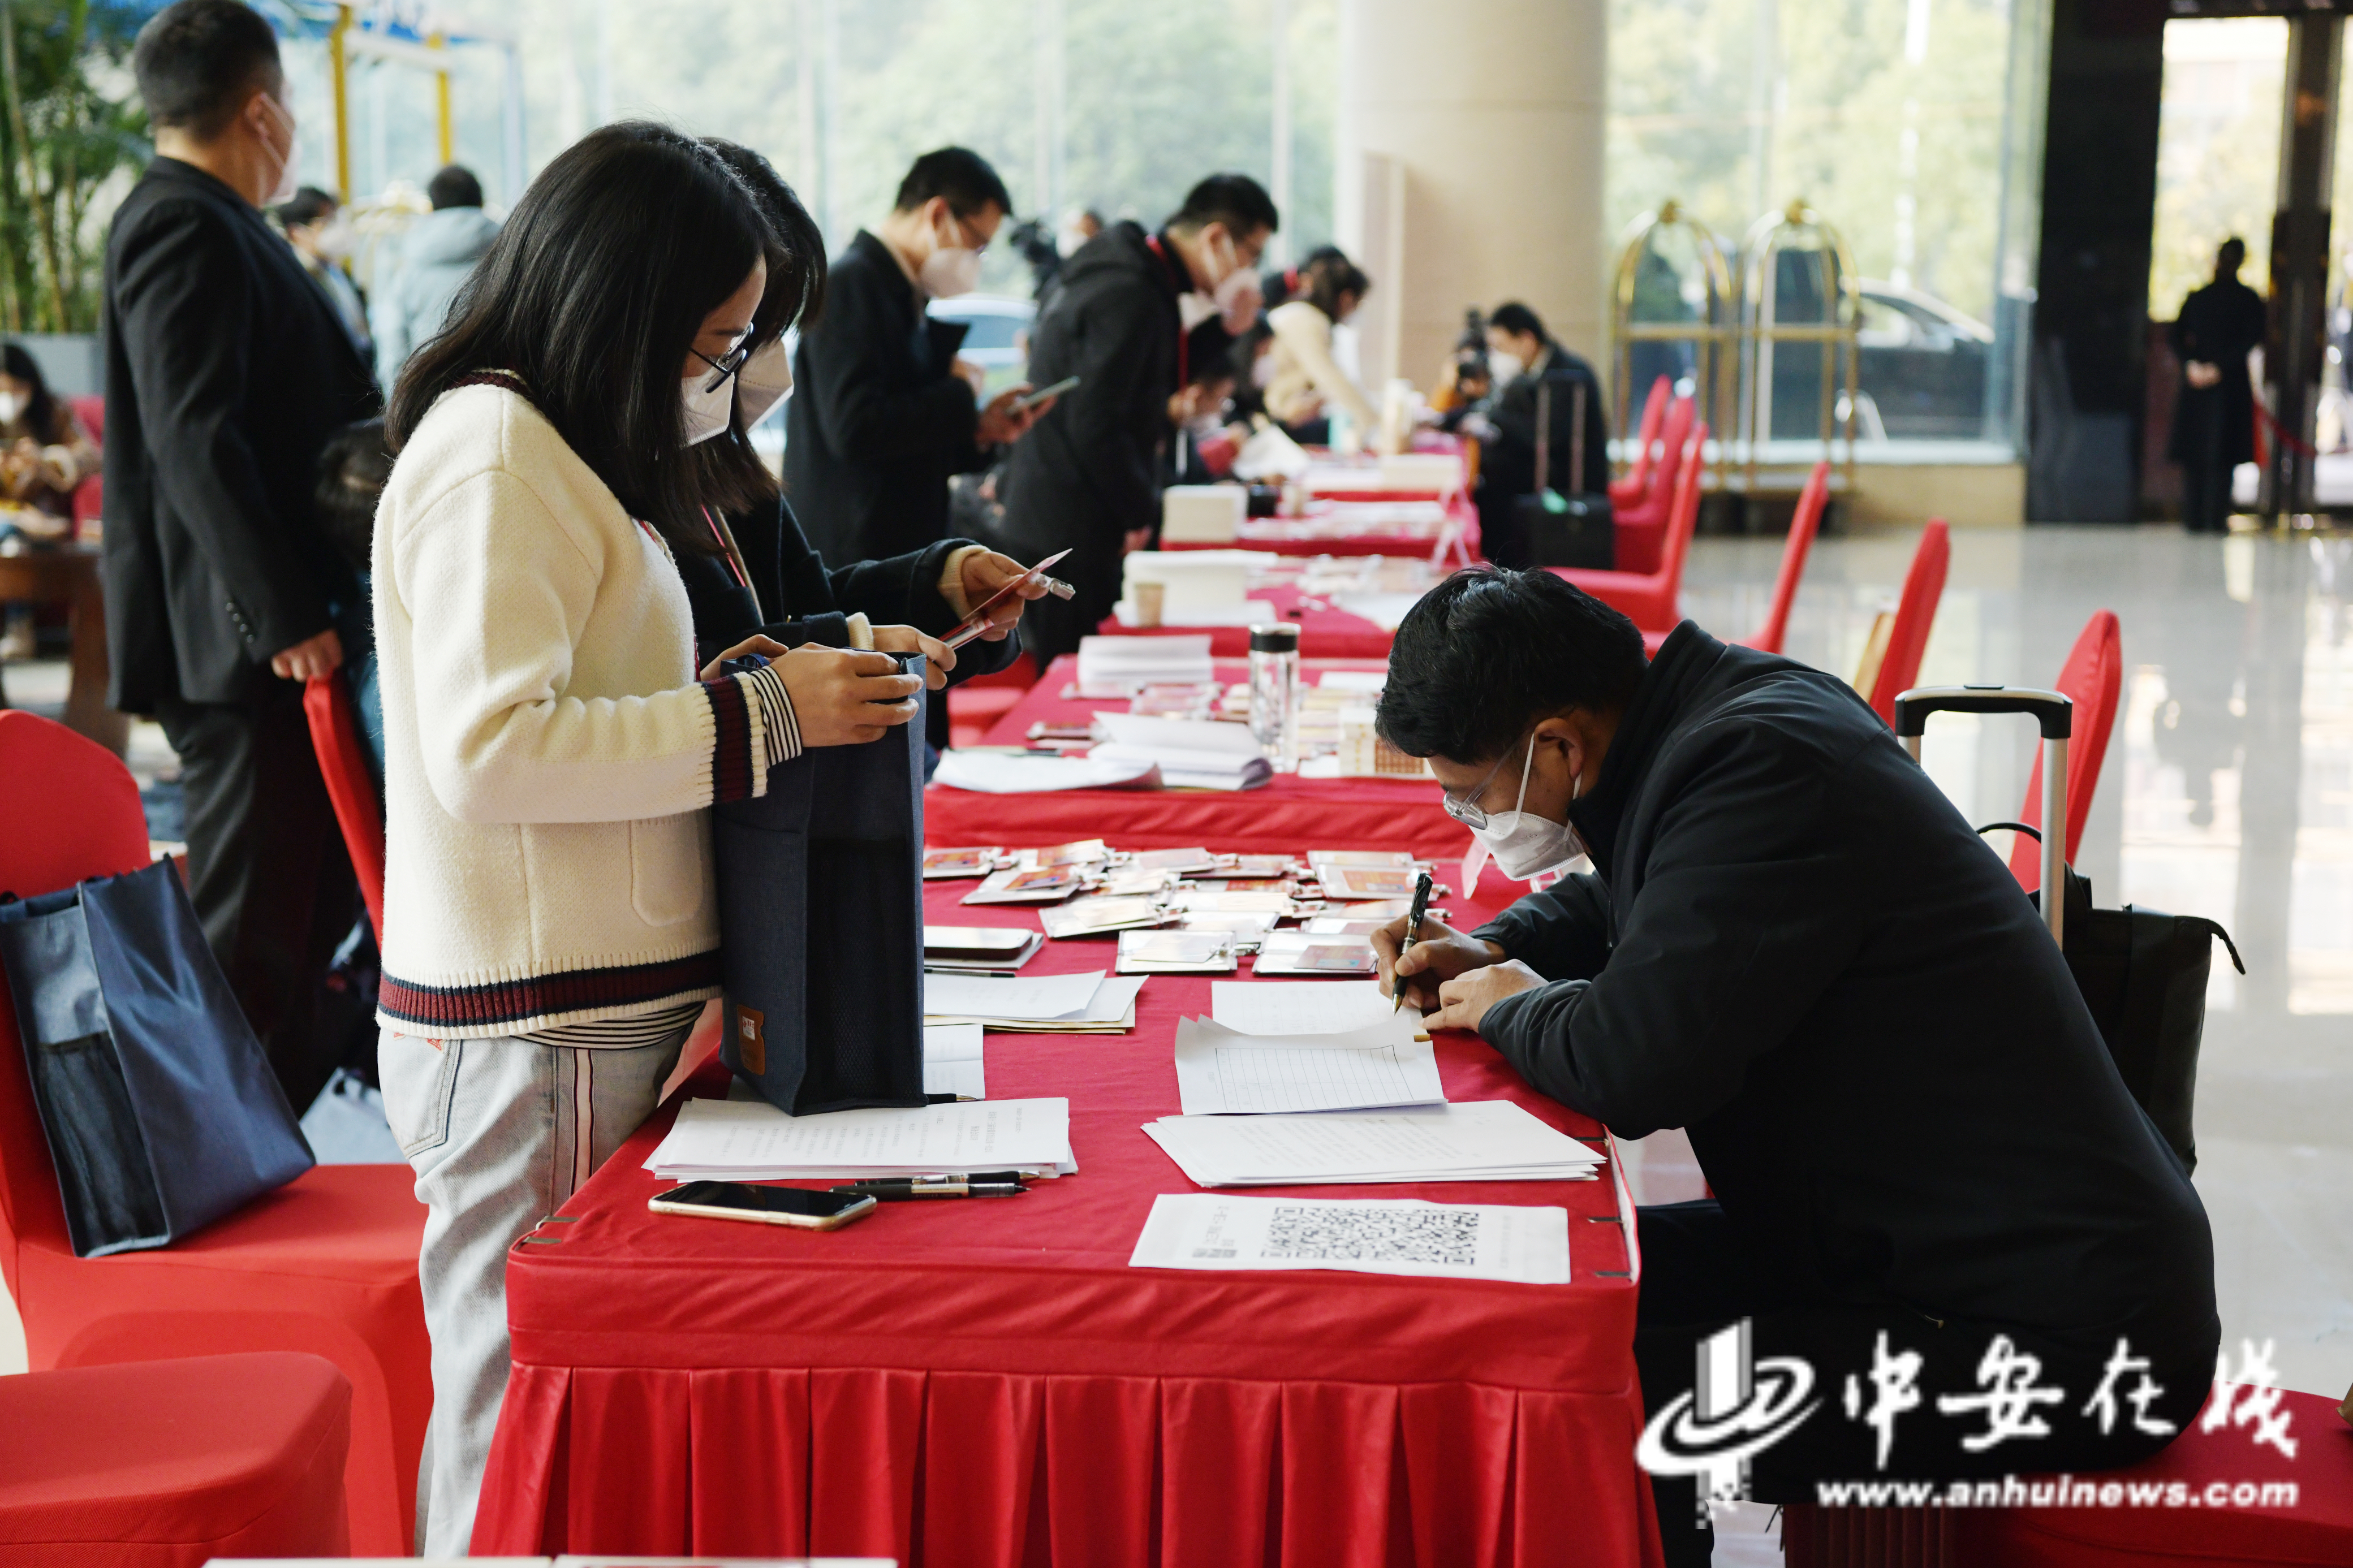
[1475,625,2214,1353]
[785,230,989,564]
[996,222,1187,659]
[101,158,380,711]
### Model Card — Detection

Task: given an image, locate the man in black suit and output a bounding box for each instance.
[786,146,1049,746]
[998,174,1278,663]
[104,0,381,1111]
[1464,301,1610,569]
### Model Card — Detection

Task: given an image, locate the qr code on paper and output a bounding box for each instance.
[1262,1206,1480,1265]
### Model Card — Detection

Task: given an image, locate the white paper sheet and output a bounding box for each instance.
[924,1023,985,1099]
[1129,1193,1571,1284]
[925,970,1106,1023]
[1141,1100,1604,1187]
[1173,1016,1443,1115]
[647,1096,1072,1179]
[1209,979,1400,1035]
[930,751,1160,794]
[1331,591,1427,632]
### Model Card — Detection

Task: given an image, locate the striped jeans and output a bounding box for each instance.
[379,1023,689,1556]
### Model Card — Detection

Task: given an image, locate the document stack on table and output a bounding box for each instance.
[1089,712,1272,791]
[1172,1014,1441,1114]
[1142,1100,1605,1188]
[924,970,1147,1033]
[645,1095,1075,1181]
[1074,633,1215,696]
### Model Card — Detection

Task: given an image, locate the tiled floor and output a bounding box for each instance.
[1,526,2345,1555]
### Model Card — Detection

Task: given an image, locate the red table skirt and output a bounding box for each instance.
[488,1364,1657,1567]
[926,656,1476,860]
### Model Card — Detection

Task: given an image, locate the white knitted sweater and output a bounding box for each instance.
[372,380,789,1036]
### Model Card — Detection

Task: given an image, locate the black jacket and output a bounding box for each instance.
[1474,343,1610,569]
[676,494,1019,681]
[785,230,989,563]
[997,222,1188,658]
[101,158,381,710]
[1476,625,2215,1352]
[2167,278,2266,469]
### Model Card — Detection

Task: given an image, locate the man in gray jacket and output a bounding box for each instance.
[370,164,498,390]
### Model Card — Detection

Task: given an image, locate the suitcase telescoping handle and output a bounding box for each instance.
[1893,685,2071,946]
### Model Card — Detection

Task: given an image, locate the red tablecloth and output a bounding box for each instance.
[473,875,1660,1567]
[1096,583,1399,659]
[926,656,1475,861]
[1161,491,1480,559]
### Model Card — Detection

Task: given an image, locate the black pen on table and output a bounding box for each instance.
[1394,869,1434,1013]
[831,1175,1028,1200]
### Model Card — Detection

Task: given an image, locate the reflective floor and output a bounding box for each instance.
[1669,523,2353,1403]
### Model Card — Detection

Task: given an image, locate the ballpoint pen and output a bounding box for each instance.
[1394,869,1434,1013]
[830,1178,1027,1200]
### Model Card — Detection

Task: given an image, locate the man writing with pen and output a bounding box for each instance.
[1367,568,2216,1568]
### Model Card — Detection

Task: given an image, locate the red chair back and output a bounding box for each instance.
[1608,375,1672,506]
[2008,610,2122,891]
[303,677,386,939]
[1867,519,1949,725]
[0,713,154,1295]
[1740,461,1828,655]
[1617,394,1692,526]
[1656,421,1706,597]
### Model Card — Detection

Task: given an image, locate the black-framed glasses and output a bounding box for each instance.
[691,340,754,394]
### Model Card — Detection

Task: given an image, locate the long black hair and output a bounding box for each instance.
[697,137,827,508]
[1,342,59,438]
[386,122,772,552]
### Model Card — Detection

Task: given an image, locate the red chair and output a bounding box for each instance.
[945,658,1039,751]
[1611,392,1693,574]
[303,674,386,937]
[1608,374,1672,507]
[1863,519,1950,725]
[0,1353,352,1566]
[1553,420,1706,633]
[2006,610,2122,893]
[0,712,430,1556]
[1636,457,1826,658]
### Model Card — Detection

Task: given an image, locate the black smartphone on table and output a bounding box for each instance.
[648,1181,877,1229]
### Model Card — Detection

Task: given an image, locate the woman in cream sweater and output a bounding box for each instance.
[1263,245,1377,443]
[372,123,941,1553]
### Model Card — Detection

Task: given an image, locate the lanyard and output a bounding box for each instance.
[703,508,753,596]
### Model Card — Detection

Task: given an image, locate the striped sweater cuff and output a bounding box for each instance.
[739,660,801,768]
[702,662,801,804]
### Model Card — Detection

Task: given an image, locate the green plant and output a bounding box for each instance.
[0,0,146,334]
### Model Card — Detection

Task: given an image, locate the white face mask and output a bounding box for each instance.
[1486,349,1525,387]
[919,210,982,299]
[257,92,300,206]
[1456,736,1587,881]
[0,391,25,424]
[681,365,736,446]
[734,337,794,427]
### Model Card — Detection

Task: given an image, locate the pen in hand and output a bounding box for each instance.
[1394,869,1434,1013]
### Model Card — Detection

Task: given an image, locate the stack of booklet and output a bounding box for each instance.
[1089,713,1272,792]
[645,1095,1074,1181]
[1075,634,1214,696]
[924,970,1147,1033]
[1143,1100,1605,1187]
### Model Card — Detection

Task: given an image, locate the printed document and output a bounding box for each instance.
[1210,979,1400,1035]
[1130,1193,1571,1284]
[1142,1099,1603,1187]
[1172,1015,1442,1115]
[647,1095,1072,1180]
[924,1023,985,1099]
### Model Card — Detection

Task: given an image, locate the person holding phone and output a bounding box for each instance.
[682,141,1045,714]
[785,148,1057,750]
[371,123,926,1555]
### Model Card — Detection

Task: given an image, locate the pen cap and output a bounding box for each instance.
[1248,624,1300,654]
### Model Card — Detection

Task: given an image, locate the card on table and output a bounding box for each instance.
[924,846,1002,879]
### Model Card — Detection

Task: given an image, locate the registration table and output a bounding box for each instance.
[1096,581,1399,660]
[926,656,1475,862]
[1160,489,1481,560]
[471,874,1660,1567]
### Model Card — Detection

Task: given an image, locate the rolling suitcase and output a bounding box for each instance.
[1522,380,1615,569]
[1894,685,2239,1172]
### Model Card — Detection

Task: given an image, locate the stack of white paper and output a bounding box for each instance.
[1129,1193,1571,1285]
[647,1095,1074,1180]
[925,970,1147,1033]
[1142,1100,1604,1187]
[1076,634,1214,694]
[1089,712,1272,791]
[930,750,1161,794]
[1173,1015,1442,1114]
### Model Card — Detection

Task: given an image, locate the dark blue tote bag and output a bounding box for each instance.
[0,858,313,1257]
[712,666,928,1115]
